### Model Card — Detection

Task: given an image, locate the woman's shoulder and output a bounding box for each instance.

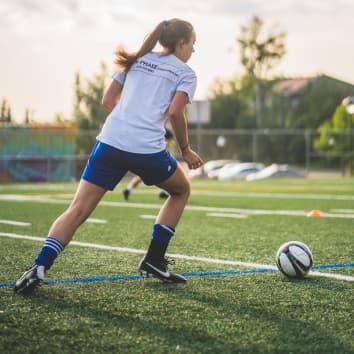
[154,52,195,72]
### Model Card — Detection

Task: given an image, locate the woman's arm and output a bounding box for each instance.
[167,91,204,169]
[102,80,123,112]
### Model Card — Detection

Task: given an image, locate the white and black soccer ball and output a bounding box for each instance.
[276,241,313,278]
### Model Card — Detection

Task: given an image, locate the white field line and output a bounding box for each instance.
[192,191,354,201]
[0,219,31,226]
[86,218,107,224]
[207,213,248,219]
[2,194,354,218]
[331,209,354,213]
[140,215,157,220]
[319,213,354,219]
[1,232,353,282]
[2,186,354,200]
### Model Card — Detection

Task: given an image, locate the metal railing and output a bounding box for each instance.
[1,128,353,181]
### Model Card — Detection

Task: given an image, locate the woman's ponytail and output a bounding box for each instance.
[114,21,166,72]
[114,19,193,72]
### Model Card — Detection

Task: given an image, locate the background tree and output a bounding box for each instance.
[314,103,354,174]
[208,73,258,130]
[73,62,110,154]
[237,16,286,128]
[293,76,353,129]
[0,98,12,123]
[72,62,110,175]
[24,108,36,124]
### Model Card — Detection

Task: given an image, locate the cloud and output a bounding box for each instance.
[2,0,352,39]
[1,0,353,122]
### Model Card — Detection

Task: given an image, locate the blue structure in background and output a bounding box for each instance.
[0,125,77,182]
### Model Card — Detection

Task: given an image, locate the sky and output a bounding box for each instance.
[0,0,353,123]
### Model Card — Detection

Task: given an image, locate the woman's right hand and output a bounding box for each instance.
[182,147,204,170]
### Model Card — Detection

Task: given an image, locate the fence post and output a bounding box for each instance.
[46,132,51,182]
[252,131,258,162]
[305,130,311,175]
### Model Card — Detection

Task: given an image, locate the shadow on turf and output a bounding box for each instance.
[8,275,352,353]
[281,276,353,292]
[144,281,352,353]
[18,290,242,353]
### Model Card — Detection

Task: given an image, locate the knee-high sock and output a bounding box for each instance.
[146,224,175,261]
[34,236,65,270]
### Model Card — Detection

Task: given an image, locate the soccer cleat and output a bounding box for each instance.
[123,189,130,201]
[138,256,186,283]
[14,265,45,294]
[159,190,169,199]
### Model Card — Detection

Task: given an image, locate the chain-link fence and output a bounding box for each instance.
[1,126,353,182]
[189,129,353,175]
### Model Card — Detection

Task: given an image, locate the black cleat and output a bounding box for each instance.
[138,256,186,283]
[14,265,45,294]
[159,190,169,199]
[123,189,130,201]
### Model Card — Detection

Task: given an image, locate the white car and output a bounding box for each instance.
[217,162,265,181]
[206,160,238,179]
[189,159,235,178]
[246,164,304,181]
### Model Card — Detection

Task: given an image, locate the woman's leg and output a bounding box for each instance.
[138,164,190,283]
[49,179,107,246]
[123,175,142,201]
[14,179,107,293]
[155,164,190,227]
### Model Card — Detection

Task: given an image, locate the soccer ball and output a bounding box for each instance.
[275,241,313,278]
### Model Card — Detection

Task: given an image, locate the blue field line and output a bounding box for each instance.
[312,263,354,270]
[1,263,353,288]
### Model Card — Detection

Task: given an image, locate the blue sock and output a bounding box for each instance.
[147,224,175,261]
[151,224,175,243]
[34,237,65,270]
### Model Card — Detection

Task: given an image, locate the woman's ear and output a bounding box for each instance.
[178,39,185,48]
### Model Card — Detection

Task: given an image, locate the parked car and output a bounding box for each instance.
[246,164,304,181]
[189,159,235,178]
[206,160,238,179]
[217,162,265,181]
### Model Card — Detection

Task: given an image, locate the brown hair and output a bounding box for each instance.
[114,19,194,72]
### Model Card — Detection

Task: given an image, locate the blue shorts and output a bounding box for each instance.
[82,141,178,190]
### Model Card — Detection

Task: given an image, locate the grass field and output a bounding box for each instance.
[0,178,353,353]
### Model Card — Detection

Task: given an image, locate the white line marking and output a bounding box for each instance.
[1,232,353,282]
[330,209,354,213]
[320,213,354,219]
[207,213,248,219]
[192,191,354,201]
[1,194,354,218]
[308,271,354,282]
[86,218,107,224]
[139,215,157,220]
[0,219,31,226]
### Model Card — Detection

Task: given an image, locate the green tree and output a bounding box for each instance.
[208,74,258,129]
[293,76,353,129]
[314,103,354,174]
[73,62,110,155]
[237,16,286,128]
[0,98,12,123]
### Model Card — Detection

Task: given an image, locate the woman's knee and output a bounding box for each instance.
[182,179,191,198]
[66,203,91,225]
[171,177,190,198]
[158,165,191,198]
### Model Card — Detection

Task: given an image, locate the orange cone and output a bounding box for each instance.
[307,209,324,217]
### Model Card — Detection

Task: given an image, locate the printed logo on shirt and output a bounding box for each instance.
[134,58,179,81]
[137,59,158,72]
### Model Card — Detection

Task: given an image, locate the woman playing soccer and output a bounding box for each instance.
[14,18,203,293]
